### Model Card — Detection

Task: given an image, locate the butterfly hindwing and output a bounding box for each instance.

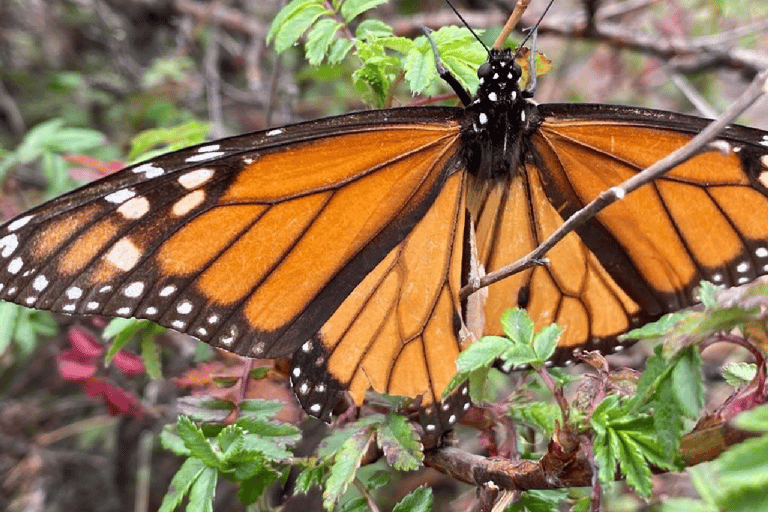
[292,171,471,434]
[0,108,466,360]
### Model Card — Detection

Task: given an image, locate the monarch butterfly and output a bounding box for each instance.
[1,13,768,439]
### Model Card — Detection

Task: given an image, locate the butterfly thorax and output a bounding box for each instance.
[461,48,539,181]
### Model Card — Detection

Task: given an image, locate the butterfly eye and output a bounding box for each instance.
[511,61,522,81]
[477,62,491,79]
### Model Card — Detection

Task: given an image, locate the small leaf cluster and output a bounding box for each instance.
[444,308,562,403]
[159,400,301,510]
[266,0,487,107]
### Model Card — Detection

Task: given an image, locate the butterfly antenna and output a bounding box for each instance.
[424,26,472,106]
[444,0,490,54]
[511,0,555,57]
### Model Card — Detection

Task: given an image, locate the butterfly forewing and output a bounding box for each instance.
[0,107,465,360]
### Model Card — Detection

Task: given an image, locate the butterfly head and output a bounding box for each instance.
[462,47,538,180]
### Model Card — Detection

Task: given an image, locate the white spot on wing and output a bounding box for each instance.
[487,92,497,102]
[309,403,322,414]
[117,307,131,315]
[105,238,141,272]
[756,247,768,258]
[0,234,19,257]
[172,190,205,216]
[176,301,193,314]
[144,307,158,315]
[117,196,150,219]
[8,215,32,231]
[105,189,136,204]
[178,168,215,190]
[133,163,164,178]
[478,113,488,125]
[32,275,48,291]
[737,262,750,273]
[266,129,283,136]
[159,285,176,297]
[198,144,220,152]
[185,151,224,163]
[86,302,99,310]
[8,257,23,274]
[172,320,186,329]
[66,287,83,300]
[123,282,145,298]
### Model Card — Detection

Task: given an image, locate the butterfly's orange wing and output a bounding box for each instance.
[292,171,471,434]
[0,108,465,361]
[472,105,768,360]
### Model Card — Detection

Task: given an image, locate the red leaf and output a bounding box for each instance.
[57,351,97,380]
[112,350,145,375]
[68,328,103,360]
[83,378,146,418]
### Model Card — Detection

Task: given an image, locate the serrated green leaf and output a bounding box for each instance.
[324,426,376,509]
[216,425,243,458]
[697,281,723,308]
[237,468,278,505]
[501,308,535,344]
[267,0,322,43]
[295,461,328,495]
[273,4,330,53]
[339,0,388,21]
[364,469,391,490]
[403,42,436,94]
[376,414,423,471]
[127,121,210,162]
[103,319,143,363]
[532,323,561,361]
[392,486,433,512]
[140,326,162,379]
[158,458,207,512]
[356,19,394,39]
[238,399,285,419]
[508,402,559,435]
[616,430,653,498]
[339,497,368,512]
[176,416,220,468]
[306,18,341,65]
[622,311,689,341]
[187,466,216,512]
[328,38,354,64]
[160,426,191,457]
[176,396,233,423]
[671,348,704,419]
[722,362,757,388]
[457,335,511,372]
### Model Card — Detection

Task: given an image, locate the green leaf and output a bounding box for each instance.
[103,319,144,363]
[501,308,535,344]
[158,458,207,512]
[237,468,278,505]
[306,18,341,65]
[392,486,433,512]
[128,121,210,162]
[670,348,704,419]
[238,399,285,419]
[160,426,191,457]
[717,435,768,489]
[328,38,354,64]
[176,416,221,468]
[295,461,328,495]
[356,19,394,39]
[722,362,757,388]
[187,466,217,512]
[532,323,562,361]
[272,3,331,53]
[339,0,388,21]
[697,280,723,308]
[622,311,689,341]
[140,325,163,379]
[0,302,20,355]
[733,403,768,432]
[376,414,423,471]
[324,426,376,509]
[403,38,436,94]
